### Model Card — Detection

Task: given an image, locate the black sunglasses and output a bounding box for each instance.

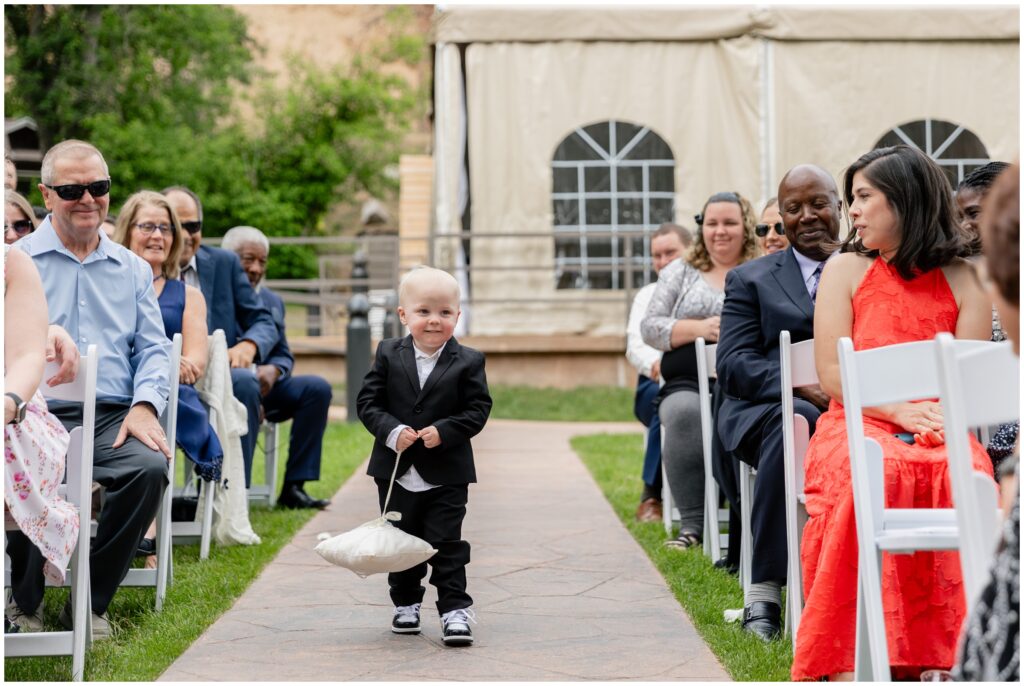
[180,220,202,234]
[755,222,784,237]
[45,179,111,201]
[4,219,34,236]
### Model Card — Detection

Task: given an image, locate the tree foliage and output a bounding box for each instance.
[4,5,423,279]
[4,5,255,149]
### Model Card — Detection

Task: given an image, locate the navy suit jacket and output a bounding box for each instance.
[256,287,294,378]
[357,335,492,485]
[195,245,277,362]
[715,247,817,453]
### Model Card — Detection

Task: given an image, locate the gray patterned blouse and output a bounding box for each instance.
[640,258,724,352]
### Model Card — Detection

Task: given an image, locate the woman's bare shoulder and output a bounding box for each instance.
[823,251,872,278]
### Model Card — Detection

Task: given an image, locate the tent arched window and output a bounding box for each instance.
[874,119,990,187]
[552,120,675,290]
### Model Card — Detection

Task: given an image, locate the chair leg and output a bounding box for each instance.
[738,463,753,597]
[854,549,891,681]
[660,426,674,535]
[155,484,172,611]
[199,479,215,560]
[265,423,279,508]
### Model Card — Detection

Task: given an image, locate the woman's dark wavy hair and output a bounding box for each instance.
[841,145,968,280]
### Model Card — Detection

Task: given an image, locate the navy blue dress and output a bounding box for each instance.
[158,279,223,482]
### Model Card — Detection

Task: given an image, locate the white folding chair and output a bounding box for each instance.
[169,330,218,561]
[694,337,729,560]
[935,332,1014,608]
[248,421,280,507]
[111,333,179,607]
[837,336,993,681]
[5,345,98,681]
[780,331,816,646]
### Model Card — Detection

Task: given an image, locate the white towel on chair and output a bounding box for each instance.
[195,329,261,546]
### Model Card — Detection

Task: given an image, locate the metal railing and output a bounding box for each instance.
[208,228,658,337]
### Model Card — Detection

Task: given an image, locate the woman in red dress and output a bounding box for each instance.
[792,145,995,681]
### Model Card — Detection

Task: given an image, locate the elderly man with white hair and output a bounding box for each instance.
[221,226,334,509]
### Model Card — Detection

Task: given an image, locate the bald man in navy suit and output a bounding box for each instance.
[715,165,840,641]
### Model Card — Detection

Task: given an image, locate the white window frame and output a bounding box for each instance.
[553,120,675,290]
[877,119,989,185]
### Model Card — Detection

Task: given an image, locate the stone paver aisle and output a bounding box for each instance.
[160,419,729,681]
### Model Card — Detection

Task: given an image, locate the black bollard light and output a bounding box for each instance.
[346,292,371,422]
[351,250,369,295]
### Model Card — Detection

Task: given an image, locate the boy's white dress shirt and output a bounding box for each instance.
[385,341,446,492]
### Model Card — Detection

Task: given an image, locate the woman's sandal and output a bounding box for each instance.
[664,530,702,550]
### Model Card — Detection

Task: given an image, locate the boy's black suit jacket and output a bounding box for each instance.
[357,335,492,485]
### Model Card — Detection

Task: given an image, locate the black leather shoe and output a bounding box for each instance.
[713,556,739,575]
[135,537,156,557]
[277,484,329,510]
[741,601,782,642]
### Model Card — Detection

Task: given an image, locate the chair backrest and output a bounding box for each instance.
[695,337,720,559]
[780,331,816,640]
[40,344,100,508]
[162,334,182,443]
[936,332,1017,606]
[780,332,817,492]
[695,337,718,455]
[40,344,99,405]
[838,336,992,538]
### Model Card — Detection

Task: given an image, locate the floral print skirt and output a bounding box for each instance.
[4,390,80,584]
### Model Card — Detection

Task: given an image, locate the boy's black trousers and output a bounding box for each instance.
[375,479,472,615]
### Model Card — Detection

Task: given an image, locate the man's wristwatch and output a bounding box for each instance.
[5,392,27,425]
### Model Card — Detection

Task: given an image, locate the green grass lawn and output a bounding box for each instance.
[333,383,636,421]
[573,432,793,682]
[489,384,635,422]
[5,421,375,682]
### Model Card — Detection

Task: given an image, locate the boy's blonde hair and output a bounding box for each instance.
[398,266,460,306]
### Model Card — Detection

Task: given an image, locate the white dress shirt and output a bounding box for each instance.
[385,341,447,492]
[626,283,662,379]
[180,254,200,288]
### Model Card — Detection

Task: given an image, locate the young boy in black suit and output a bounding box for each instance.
[356,267,492,646]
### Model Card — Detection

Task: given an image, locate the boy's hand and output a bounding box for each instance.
[396,427,419,452]
[417,426,441,449]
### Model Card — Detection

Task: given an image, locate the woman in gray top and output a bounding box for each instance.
[641,191,759,548]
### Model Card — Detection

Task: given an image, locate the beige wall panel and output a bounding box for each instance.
[463,39,761,335]
[435,7,761,43]
[764,7,1018,41]
[772,40,1020,189]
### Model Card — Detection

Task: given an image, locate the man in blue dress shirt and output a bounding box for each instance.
[222,226,333,509]
[163,186,277,488]
[7,140,171,638]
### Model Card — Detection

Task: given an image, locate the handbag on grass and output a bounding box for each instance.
[314,449,437,578]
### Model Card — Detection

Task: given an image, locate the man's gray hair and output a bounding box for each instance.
[222,225,270,254]
[40,140,109,185]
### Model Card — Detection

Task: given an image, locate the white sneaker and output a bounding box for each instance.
[391,603,421,634]
[5,589,43,632]
[440,607,476,646]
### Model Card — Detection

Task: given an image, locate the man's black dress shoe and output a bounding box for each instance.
[741,601,782,642]
[135,537,156,557]
[713,556,739,575]
[277,484,329,510]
